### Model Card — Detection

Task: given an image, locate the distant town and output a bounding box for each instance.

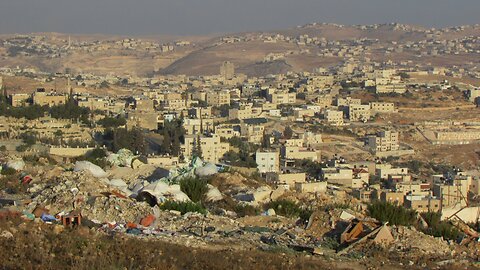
[1,22,480,269]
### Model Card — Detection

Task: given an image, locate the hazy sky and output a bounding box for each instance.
[0,0,479,35]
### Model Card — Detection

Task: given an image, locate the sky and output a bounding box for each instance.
[0,0,479,36]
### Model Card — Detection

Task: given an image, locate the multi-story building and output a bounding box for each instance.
[32,89,67,107]
[325,110,344,126]
[214,124,240,140]
[206,90,230,107]
[369,102,395,113]
[348,104,371,122]
[182,134,229,163]
[9,93,30,107]
[367,131,399,153]
[256,150,280,173]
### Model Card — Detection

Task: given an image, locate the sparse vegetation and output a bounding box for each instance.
[180,177,208,203]
[421,212,463,241]
[367,201,417,226]
[159,201,207,215]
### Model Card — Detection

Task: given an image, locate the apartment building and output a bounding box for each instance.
[32,89,67,107]
[268,90,296,105]
[206,90,230,107]
[281,146,319,161]
[182,134,229,163]
[9,93,30,107]
[367,131,399,153]
[214,124,240,140]
[325,110,344,126]
[369,102,395,113]
[256,150,280,173]
[348,104,371,122]
[240,118,267,144]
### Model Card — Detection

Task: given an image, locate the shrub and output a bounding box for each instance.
[159,201,206,215]
[367,201,417,226]
[266,199,308,219]
[1,167,17,176]
[0,145,6,152]
[421,212,463,240]
[180,177,208,202]
[15,144,29,152]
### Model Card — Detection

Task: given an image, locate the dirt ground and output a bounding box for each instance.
[0,218,375,270]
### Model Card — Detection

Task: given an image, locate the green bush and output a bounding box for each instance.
[266,199,309,219]
[367,201,417,226]
[180,177,208,203]
[1,167,17,176]
[159,201,206,215]
[0,145,6,152]
[421,212,463,240]
[15,144,29,152]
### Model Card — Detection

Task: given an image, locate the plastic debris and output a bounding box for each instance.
[195,163,218,177]
[74,161,108,178]
[5,159,25,171]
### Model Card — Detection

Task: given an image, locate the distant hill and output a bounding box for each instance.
[1,23,480,77]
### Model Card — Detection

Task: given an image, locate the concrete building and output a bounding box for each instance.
[369,102,395,113]
[32,89,67,107]
[281,146,319,162]
[214,124,240,140]
[220,61,235,81]
[404,195,441,213]
[325,110,344,126]
[206,90,230,107]
[367,131,399,153]
[9,93,30,107]
[182,134,229,163]
[268,90,296,105]
[295,181,327,193]
[348,104,371,122]
[240,118,267,144]
[256,150,280,173]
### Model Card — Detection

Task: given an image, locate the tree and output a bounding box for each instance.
[113,127,146,155]
[97,116,126,128]
[192,135,202,159]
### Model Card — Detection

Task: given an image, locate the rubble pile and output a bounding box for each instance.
[390,226,452,255]
[27,171,152,223]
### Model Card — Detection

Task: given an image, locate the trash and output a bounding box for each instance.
[109,179,128,188]
[339,211,356,221]
[195,163,218,177]
[22,211,35,221]
[61,211,82,227]
[0,230,14,239]
[41,213,58,222]
[140,214,156,227]
[341,220,364,244]
[205,184,223,202]
[265,208,276,216]
[106,149,136,167]
[5,159,25,171]
[126,228,142,235]
[138,181,190,206]
[19,173,33,185]
[32,206,49,218]
[74,161,108,178]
